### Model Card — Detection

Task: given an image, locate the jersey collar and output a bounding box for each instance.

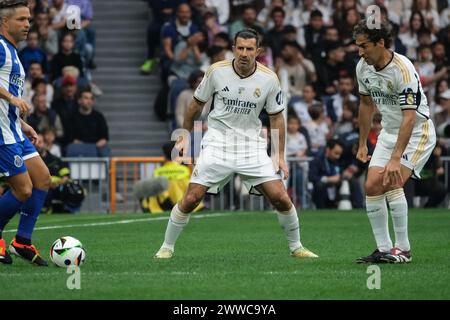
[232,59,257,79]
[374,50,394,72]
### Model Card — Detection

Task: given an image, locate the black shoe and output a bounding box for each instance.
[356,249,389,264]
[9,238,48,266]
[0,239,12,265]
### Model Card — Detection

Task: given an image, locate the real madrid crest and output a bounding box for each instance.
[14,155,23,168]
[387,81,394,92]
[253,88,261,98]
[406,93,414,105]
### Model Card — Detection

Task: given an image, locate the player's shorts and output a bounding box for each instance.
[0,137,39,178]
[190,144,281,195]
[369,119,436,179]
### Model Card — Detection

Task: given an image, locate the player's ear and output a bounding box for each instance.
[377,38,385,48]
[255,47,262,57]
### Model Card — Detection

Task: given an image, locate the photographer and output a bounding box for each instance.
[308,139,362,209]
[35,133,84,213]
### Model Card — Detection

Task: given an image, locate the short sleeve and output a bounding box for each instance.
[0,43,6,68]
[356,59,370,96]
[265,78,284,115]
[397,62,421,111]
[193,66,216,103]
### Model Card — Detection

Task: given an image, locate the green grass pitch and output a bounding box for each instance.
[0,209,449,300]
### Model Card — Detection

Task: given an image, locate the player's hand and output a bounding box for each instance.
[278,159,289,180]
[356,145,371,163]
[380,158,403,187]
[10,96,31,116]
[21,121,38,145]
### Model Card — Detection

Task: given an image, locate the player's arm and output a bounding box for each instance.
[19,118,38,145]
[269,111,289,180]
[391,110,415,161]
[183,98,205,132]
[356,94,376,163]
[0,87,31,115]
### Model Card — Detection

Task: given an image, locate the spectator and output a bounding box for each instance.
[435,89,450,130]
[49,0,68,31]
[19,30,47,75]
[51,74,79,145]
[160,3,200,83]
[298,9,325,57]
[51,32,84,81]
[399,11,427,60]
[265,7,286,60]
[205,0,230,26]
[33,10,58,58]
[212,32,234,59]
[286,114,308,207]
[304,103,331,156]
[308,139,362,209]
[326,75,358,124]
[66,0,96,69]
[140,0,177,74]
[414,142,447,207]
[27,93,64,139]
[277,40,316,103]
[170,31,207,80]
[314,40,347,95]
[34,133,84,213]
[31,78,53,108]
[228,6,264,40]
[23,61,54,109]
[335,100,359,136]
[308,139,344,209]
[42,127,62,158]
[202,8,226,47]
[175,70,210,128]
[290,84,320,124]
[71,89,110,157]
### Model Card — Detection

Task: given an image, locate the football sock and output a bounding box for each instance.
[161,204,190,251]
[277,205,302,252]
[386,188,410,251]
[15,235,31,246]
[17,188,47,241]
[0,191,24,235]
[366,194,392,253]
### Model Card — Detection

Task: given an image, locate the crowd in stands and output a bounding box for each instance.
[143,0,450,209]
[19,0,109,158]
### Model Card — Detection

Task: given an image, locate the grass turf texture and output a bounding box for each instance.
[0,209,449,300]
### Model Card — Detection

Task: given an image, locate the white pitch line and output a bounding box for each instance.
[2,211,264,234]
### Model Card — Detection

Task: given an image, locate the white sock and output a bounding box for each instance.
[366,194,392,252]
[161,204,190,251]
[277,205,302,252]
[386,189,410,251]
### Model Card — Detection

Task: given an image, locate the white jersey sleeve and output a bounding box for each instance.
[356,58,370,96]
[194,64,217,103]
[264,77,284,115]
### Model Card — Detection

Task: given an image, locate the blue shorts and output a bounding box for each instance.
[0,137,39,178]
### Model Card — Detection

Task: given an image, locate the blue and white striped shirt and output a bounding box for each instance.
[0,35,25,145]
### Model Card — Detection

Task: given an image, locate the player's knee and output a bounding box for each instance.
[15,185,33,201]
[364,180,384,196]
[271,192,292,211]
[182,193,202,211]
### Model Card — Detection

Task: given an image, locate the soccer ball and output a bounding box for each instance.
[50,236,86,267]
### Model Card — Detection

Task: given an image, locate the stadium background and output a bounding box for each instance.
[0,0,449,301]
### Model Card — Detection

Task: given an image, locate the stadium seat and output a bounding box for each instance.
[66,143,98,157]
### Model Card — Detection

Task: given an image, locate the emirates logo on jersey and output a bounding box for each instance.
[11,74,24,88]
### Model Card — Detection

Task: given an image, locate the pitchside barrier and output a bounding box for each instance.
[61,156,450,213]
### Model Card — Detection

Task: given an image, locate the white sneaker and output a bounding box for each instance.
[154,247,173,259]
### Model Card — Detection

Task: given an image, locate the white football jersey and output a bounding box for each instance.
[194,59,284,149]
[356,52,430,134]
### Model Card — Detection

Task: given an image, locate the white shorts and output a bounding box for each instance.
[190,144,281,195]
[369,119,436,179]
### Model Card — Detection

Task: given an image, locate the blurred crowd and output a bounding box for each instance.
[20,0,110,159]
[143,0,450,209]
